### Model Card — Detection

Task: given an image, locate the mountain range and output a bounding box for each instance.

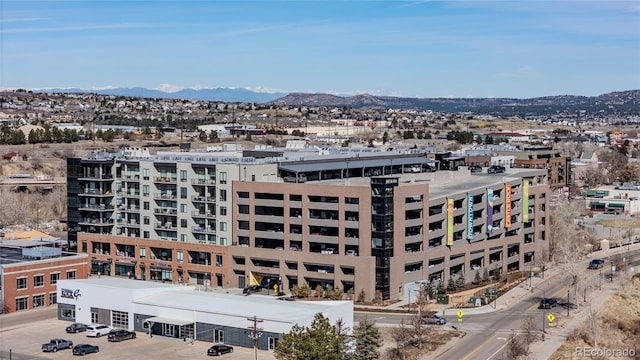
[32,87,639,116]
[34,87,287,103]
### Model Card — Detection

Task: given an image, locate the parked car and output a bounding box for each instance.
[107,329,137,342]
[421,313,447,325]
[42,338,73,352]
[588,259,605,269]
[469,165,482,173]
[85,324,112,337]
[72,343,99,356]
[243,285,262,295]
[538,298,558,309]
[283,174,307,183]
[346,249,358,256]
[207,344,234,356]
[66,323,89,333]
[404,165,421,173]
[487,165,506,174]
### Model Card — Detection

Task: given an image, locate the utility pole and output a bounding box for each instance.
[247,316,263,360]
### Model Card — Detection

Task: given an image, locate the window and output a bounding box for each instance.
[143,185,150,197]
[219,222,227,232]
[177,251,183,263]
[219,237,226,245]
[112,310,129,329]
[50,272,60,285]
[220,189,227,202]
[140,247,146,258]
[216,254,223,267]
[180,170,187,182]
[180,187,187,199]
[17,277,27,290]
[143,201,150,210]
[181,204,187,213]
[238,191,249,198]
[144,216,150,225]
[181,219,188,228]
[15,297,28,311]
[180,234,187,242]
[143,168,150,180]
[49,292,57,305]
[34,274,44,287]
[220,172,227,185]
[33,294,45,308]
[220,207,227,216]
[143,231,150,239]
[66,270,76,279]
[61,308,75,319]
[82,242,88,253]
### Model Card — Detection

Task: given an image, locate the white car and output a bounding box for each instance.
[85,324,112,337]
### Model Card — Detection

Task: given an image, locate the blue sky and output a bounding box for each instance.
[1,1,639,98]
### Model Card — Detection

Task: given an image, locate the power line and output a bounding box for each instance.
[247,316,263,360]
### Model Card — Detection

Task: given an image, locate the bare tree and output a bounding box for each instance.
[521,316,539,347]
[505,334,527,360]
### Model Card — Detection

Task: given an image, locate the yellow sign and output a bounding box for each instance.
[457,310,464,318]
[547,314,555,322]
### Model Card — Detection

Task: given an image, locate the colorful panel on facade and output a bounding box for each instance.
[447,199,454,246]
[486,190,494,233]
[505,183,512,228]
[467,193,474,240]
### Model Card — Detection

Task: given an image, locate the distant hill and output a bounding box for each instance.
[272,90,640,116]
[28,87,639,116]
[33,87,287,103]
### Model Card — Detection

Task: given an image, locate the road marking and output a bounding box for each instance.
[461,333,497,360]
[486,334,517,360]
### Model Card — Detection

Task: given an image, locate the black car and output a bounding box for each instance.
[539,298,558,309]
[207,344,234,356]
[72,344,99,356]
[588,259,605,269]
[469,165,482,173]
[243,285,261,295]
[107,329,137,342]
[487,165,506,174]
[66,323,89,333]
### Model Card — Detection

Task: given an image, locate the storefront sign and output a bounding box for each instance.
[61,288,81,300]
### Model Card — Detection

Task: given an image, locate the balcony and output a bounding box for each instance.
[79,204,114,211]
[192,226,215,234]
[155,223,177,231]
[79,173,114,181]
[119,174,140,181]
[79,189,113,197]
[154,207,177,215]
[154,176,177,184]
[191,178,216,185]
[154,193,176,200]
[191,211,215,218]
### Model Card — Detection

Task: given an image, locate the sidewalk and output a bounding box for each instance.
[527,277,620,360]
[356,242,640,316]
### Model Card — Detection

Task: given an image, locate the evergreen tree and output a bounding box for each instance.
[352,317,382,360]
[474,270,481,284]
[483,268,490,283]
[274,313,342,360]
[447,277,457,292]
[455,272,465,289]
[437,280,445,295]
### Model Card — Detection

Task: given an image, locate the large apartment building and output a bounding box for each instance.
[68,144,550,302]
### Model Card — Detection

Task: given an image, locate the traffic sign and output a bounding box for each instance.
[457,310,464,318]
[547,314,555,322]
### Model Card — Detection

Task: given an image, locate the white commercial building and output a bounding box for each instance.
[57,277,353,350]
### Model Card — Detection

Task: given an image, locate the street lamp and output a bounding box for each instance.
[567,290,570,317]
[610,260,614,283]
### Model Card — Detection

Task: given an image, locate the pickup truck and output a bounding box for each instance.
[42,338,73,352]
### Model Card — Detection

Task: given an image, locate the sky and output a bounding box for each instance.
[0,1,639,99]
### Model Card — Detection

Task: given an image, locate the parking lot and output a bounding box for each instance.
[0,309,276,360]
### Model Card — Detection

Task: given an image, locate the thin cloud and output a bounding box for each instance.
[1,22,154,34]
[1,17,50,23]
